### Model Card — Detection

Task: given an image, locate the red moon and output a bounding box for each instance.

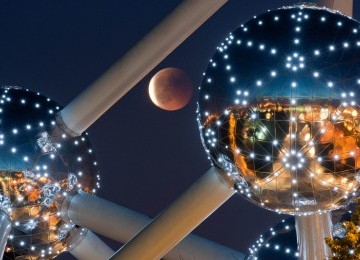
[149,68,193,111]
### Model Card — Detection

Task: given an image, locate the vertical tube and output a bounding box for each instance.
[68,230,114,260]
[110,167,235,260]
[0,210,11,259]
[295,212,332,260]
[58,0,228,135]
[61,190,245,260]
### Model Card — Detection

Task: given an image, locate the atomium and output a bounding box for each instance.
[198,5,360,215]
[0,87,100,259]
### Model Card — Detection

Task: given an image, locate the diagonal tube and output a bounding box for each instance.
[68,229,114,260]
[58,0,228,136]
[317,0,353,16]
[109,167,236,260]
[61,190,245,259]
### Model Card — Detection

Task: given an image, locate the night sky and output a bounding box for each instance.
[0,1,359,259]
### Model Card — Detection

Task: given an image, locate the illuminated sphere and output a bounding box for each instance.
[0,87,100,259]
[248,218,298,259]
[198,5,360,215]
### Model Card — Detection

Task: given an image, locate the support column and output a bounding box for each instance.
[110,167,235,260]
[68,229,114,260]
[58,0,228,135]
[0,210,11,259]
[295,212,332,260]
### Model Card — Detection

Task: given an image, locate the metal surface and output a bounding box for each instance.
[61,190,245,260]
[0,87,99,259]
[295,212,332,260]
[110,167,235,260]
[68,230,114,260]
[198,5,360,215]
[0,211,11,259]
[59,0,228,135]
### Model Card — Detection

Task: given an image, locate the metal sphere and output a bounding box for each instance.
[248,218,298,259]
[0,87,100,259]
[198,5,360,215]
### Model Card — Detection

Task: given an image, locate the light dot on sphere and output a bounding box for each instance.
[149,68,193,111]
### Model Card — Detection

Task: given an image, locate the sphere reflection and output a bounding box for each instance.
[0,87,100,259]
[198,5,360,215]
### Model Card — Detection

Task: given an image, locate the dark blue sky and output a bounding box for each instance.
[1,1,359,259]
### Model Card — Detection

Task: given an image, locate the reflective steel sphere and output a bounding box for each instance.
[198,5,360,215]
[0,87,100,259]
